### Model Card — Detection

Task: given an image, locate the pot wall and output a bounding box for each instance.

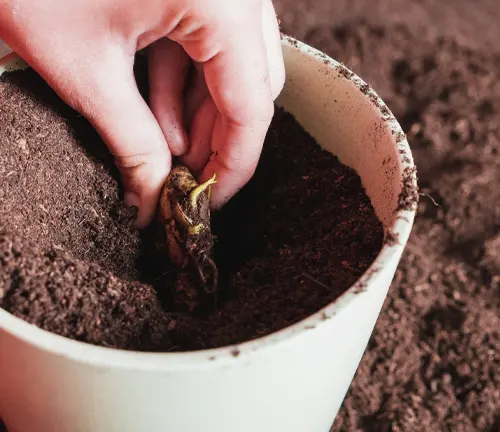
[0,38,416,432]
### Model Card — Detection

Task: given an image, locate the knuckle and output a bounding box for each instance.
[242,92,274,123]
[255,96,275,123]
[271,63,286,100]
[216,147,258,180]
[227,160,258,189]
[225,91,274,126]
[242,160,258,181]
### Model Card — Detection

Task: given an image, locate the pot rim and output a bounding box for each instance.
[0,36,417,369]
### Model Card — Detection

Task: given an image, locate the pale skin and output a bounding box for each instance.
[0,0,285,227]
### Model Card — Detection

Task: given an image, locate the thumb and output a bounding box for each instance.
[83,57,171,228]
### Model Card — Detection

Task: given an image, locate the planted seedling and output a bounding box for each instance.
[158,166,218,314]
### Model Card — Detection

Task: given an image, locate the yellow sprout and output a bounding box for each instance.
[190,174,217,209]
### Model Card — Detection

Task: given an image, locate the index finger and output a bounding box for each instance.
[172,1,274,207]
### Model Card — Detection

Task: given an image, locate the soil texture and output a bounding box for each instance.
[0,66,383,351]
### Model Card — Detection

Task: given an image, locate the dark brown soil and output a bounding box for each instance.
[0,65,383,352]
[273,0,500,430]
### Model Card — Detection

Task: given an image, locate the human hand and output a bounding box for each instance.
[0,0,284,227]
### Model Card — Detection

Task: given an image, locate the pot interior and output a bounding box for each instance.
[276,41,411,231]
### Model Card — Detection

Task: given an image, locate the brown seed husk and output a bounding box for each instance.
[158,166,218,314]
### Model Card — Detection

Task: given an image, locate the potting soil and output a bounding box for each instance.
[0,63,383,352]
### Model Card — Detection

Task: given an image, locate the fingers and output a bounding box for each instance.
[180,62,217,173]
[148,38,190,156]
[170,1,275,208]
[262,0,285,100]
[180,96,217,173]
[183,62,210,127]
[83,50,171,228]
[180,3,286,174]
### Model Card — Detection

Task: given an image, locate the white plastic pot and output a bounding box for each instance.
[0,37,417,432]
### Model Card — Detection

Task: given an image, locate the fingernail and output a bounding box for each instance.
[124,191,141,209]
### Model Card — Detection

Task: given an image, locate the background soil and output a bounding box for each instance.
[273,0,499,430]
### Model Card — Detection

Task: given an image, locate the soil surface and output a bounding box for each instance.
[0,66,383,351]
[273,0,499,430]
